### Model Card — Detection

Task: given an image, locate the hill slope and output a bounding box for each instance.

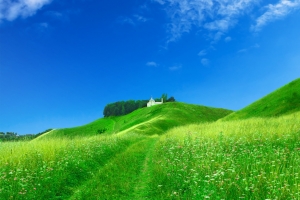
[223,78,300,121]
[37,102,233,139]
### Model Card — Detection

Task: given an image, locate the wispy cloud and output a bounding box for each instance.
[44,10,67,21]
[237,48,247,53]
[237,43,260,53]
[146,61,159,67]
[117,14,148,26]
[154,0,257,43]
[154,0,300,43]
[169,64,182,71]
[134,14,148,23]
[225,36,232,42]
[251,0,300,32]
[198,50,207,56]
[0,0,52,22]
[201,58,210,66]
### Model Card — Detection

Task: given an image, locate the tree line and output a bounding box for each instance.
[103,94,175,117]
[0,129,53,142]
[103,100,148,117]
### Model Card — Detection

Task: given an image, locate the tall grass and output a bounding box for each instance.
[146,112,300,199]
[2,111,299,199]
[0,133,146,199]
[70,136,158,199]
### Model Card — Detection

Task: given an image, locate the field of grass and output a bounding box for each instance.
[223,78,300,120]
[146,112,300,199]
[1,111,299,199]
[0,133,147,199]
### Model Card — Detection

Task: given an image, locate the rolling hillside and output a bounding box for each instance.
[2,80,300,199]
[37,102,233,139]
[222,78,300,121]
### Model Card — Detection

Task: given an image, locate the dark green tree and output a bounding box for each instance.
[161,93,168,102]
[167,96,176,102]
[103,99,148,117]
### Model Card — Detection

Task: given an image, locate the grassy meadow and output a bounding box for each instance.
[1,112,300,199]
[146,112,300,199]
[0,133,148,199]
[1,79,300,199]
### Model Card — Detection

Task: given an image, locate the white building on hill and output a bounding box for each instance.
[147,97,163,107]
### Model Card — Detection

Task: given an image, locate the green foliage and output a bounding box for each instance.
[167,96,175,102]
[161,93,168,102]
[103,100,148,117]
[0,129,53,142]
[0,132,18,141]
[97,128,107,134]
[223,78,300,120]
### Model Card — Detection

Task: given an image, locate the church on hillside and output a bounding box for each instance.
[147,97,163,107]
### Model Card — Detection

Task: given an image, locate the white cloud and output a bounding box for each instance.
[201,58,210,66]
[237,48,247,53]
[146,61,158,67]
[154,0,258,43]
[251,0,300,32]
[204,18,232,32]
[154,0,165,5]
[154,0,300,43]
[225,36,232,42]
[118,16,135,25]
[118,14,148,26]
[133,14,148,23]
[169,64,182,71]
[0,0,52,22]
[198,50,207,56]
[237,43,260,53]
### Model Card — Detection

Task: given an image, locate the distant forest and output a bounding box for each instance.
[0,129,52,142]
[103,94,175,117]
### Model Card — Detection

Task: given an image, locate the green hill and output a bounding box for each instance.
[37,102,232,139]
[223,78,300,121]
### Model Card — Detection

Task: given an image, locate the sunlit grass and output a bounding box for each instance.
[0,133,146,199]
[223,78,300,120]
[147,112,300,199]
[1,111,299,199]
[70,136,158,200]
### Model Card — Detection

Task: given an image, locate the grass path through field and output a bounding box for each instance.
[69,136,158,199]
[130,135,158,199]
[116,116,163,136]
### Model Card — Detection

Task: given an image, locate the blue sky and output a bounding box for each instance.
[0,0,299,134]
